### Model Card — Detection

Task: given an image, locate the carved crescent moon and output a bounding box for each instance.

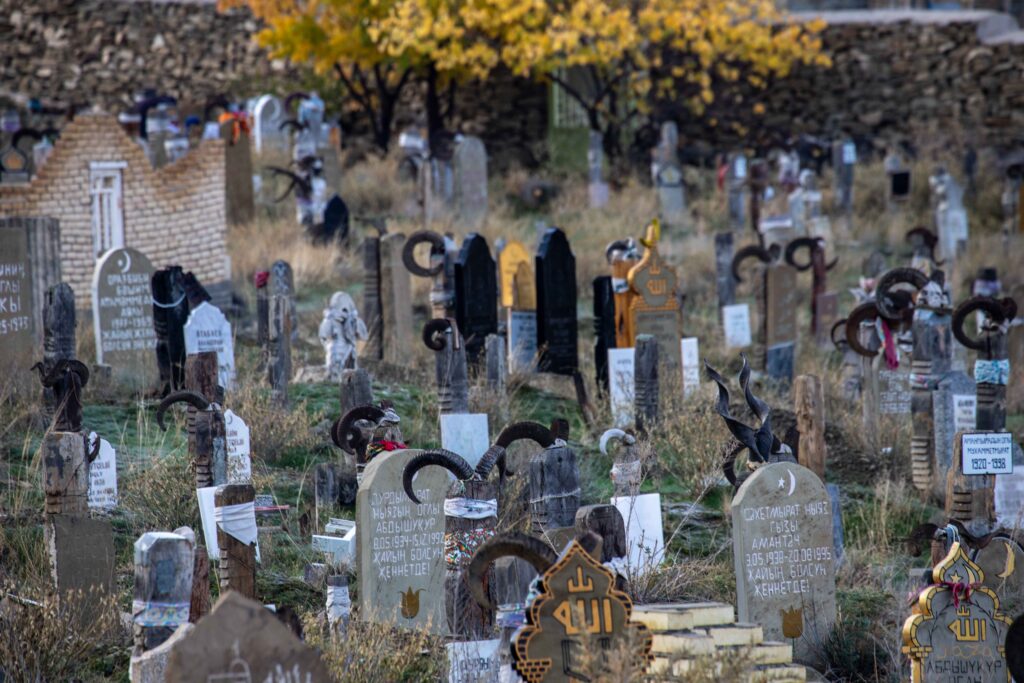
[998,540,1016,579]
[787,470,796,497]
[119,251,132,273]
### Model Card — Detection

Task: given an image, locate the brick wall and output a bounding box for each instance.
[0,114,229,310]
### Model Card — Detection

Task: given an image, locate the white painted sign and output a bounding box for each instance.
[224,410,252,483]
[440,413,490,469]
[680,337,700,398]
[842,142,857,165]
[722,304,752,349]
[962,432,1014,475]
[610,493,665,578]
[446,639,500,683]
[184,301,236,389]
[608,348,635,429]
[953,394,977,435]
[87,433,117,509]
[734,156,747,179]
[507,309,537,374]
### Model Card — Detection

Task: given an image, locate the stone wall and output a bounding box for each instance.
[0,115,230,310]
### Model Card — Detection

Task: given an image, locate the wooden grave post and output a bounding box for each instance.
[485,333,507,395]
[528,420,580,532]
[379,233,413,366]
[909,285,952,496]
[429,321,470,414]
[714,231,736,316]
[339,367,374,418]
[634,335,658,433]
[362,234,383,361]
[214,484,258,600]
[794,375,827,481]
[184,351,226,488]
[953,295,1016,433]
[42,283,76,418]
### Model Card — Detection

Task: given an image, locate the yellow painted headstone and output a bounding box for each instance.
[499,240,534,309]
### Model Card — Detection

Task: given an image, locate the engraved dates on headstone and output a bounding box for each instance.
[92,247,158,383]
[356,449,447,633]
[0,226,34,354]
[731,461,836,664]
[535,228,577,375]
[184,301,235,389]
[879,368,912,415]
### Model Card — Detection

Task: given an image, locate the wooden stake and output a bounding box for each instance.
[794,375,827,481]
[42,432,91,517]
[215,484,257,600]
[634,335,658,433]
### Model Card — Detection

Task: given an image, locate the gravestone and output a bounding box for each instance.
[0,220,43,358]
[508,310,537,375]
[448,639,500,683]
[587,130,609,208]
[653,123,685,227]
[362,235,383,360]
[593,276,616,392]
[610,493,665,578]
[627,235,681,377]
[510,540,652,681]
[356,449,447,633]
[634,335,658,430]
[440,413,490,468]
[165,591,331,682]
[714,232,736,311]
[132,532,193,651]
[932,371,976,501]
[765,263,798,382]
[902,543,1012,683]
[454,234,498,364]
[87,434,118,510]
[831,139,856,214]
[535,228,577,375]
[727,154,747,230]
[224,410,252,484]
[608,348,635,429]
[251,94,287,154]
[814,292,839,348]
[498,240,533,310]
[47,514,115,607]
[453,136,488,229]
[680,337,700,399]
[184,301,235,389]
[92,247,158,385]
[723,303,752,348]
[42,283,77,417]
[994,444,1024,528]
[380,233,413,366]
[731,461,836,664]
[878,368,912,415]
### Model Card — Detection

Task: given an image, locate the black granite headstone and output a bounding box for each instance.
[593,275,616,392]
[453,233,498,364]
[535,228,577,376]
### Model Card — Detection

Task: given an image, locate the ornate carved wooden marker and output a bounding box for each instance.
[42,283,75,418]
[362,231,384,360]
[627,220,682,377]
[953,295,1017,433]
[425,319,470,414]
[214,483,257,600]
[634,335,658,432]
[158,354,226,488]
[945,431,1009,537]
[785,237,837,338]
[606,238,639,349]
[902,543,1012,683]
[151,265,190,395]
[732,241,779,374]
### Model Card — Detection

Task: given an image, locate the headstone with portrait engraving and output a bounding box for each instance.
[454,234,498,365]
[92,247,158,385]
[731,461,836,665]
[902,542,1012,683]
[184,301,235,389]
[510,540,653,682]
[356,449,447,633]
[165,591,331,682]
[536,228,577,375]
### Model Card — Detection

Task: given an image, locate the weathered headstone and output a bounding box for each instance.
[453,136,488,229]
[132,532,193,653]
[224,410,252,484]
[165,591,331,682]
[87,434,118,510]
[731,461,836,664]
[902,543,1012,683]
[652,122,685,227]
[727,153,747,230]
[46,514,115,608]
[634,335,658,431]
[447,639,501,683]
[608,347,635,429]
[723,303,752,348]
[184,301,235,390]
[714,232,736,311]
[454,234,498,364]
[627,225,681,377]
[0,221,37,358]
[535,228,577,375]
[610,492,665,578]
[440,413,491,469]
[92,247,157,384]
[214,484,258,599]
[356,449,447,633]
[593,276,616,393]
[528,427,580,533]
[932,371,976,501]
[380,233,413,365]
[680,337,700,399]
[222,119,256,226]
[510,540,652,681]
[765,263,798,383]
[878,367,912,415]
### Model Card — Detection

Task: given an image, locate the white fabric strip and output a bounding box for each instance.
[214,501,258,546]
[444,497,498,519]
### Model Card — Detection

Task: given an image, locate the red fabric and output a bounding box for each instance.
[218,112,251,145]
[938,581,979,609]
[377,440,406,452]
[716,163,727,191]
[881,318,899,370]
[254,271,269,289]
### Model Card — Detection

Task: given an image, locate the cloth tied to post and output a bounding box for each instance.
[254,271,269,289]
[975,359,1010,385]
[877,318,899,370]
[937,580,980,609]
[214,501,258,547]
[365,439,406,463]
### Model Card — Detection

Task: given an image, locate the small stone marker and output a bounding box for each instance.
[440,413,491,468]
[731,461,836,664]
[627,222,682,376]
[448,639,501,683]
[453,136,488,229]
[722,303,752,349]
[184,301,235,389]
[508,310,538,374]
[511,540,652,681]
[535,228,578,375]
[454,234,498,363]
[680,337,700,398]
[608,347,635,429]
[165,591,331,682]
[224,410,252,484]
[902,542,1012,683]
[91,247,158,384]
[47,514,115,608]
[87,433,118,510]
[133,531,193,652]
[357,449,447,633]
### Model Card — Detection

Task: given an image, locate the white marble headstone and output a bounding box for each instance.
[608,348,635,429]
[446,639,501,683]
[184,301,235,389]
[722,304,752,349]
[87,433,118,510]
[440,413,490,468]
[680,337,700,398]
[610,493,665,578]
[224,410,252,484]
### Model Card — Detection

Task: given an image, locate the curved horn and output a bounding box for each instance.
[722,442,745,489]
[422,318,452,351]
[604,239,631,264]
[284,92,309,111]
[731,245,771,284]
[905,227,942,264]
[703,359,761,460]
[45,359,90,388]
[831,318,848,351]
[402,231,446,277]
[844,302,883,358]
[87,433,102,464]
[156,391,211,431]
[783,237,817,272]
[738,355,775,461]
[278,119,306,134]
[599,428,636,456]
[331,404,385,454]
[875,267,929,320]
[12,128,42,148]
[951,296,1015,352]
[402,449,475,504]
[467,533,558,612]
[474,445,506,479]
[494,422,554,450]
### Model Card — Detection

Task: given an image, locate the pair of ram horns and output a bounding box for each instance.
[401,421,557,504]
[704,355,791,487]
[605,238,639,264]
[155,390,218,432]
[904,227,944,265]
[843,267,934,357]
[783,236,839,272]
[331,402,400,456]
[403,230,448,277]
[952,295,1019,351]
